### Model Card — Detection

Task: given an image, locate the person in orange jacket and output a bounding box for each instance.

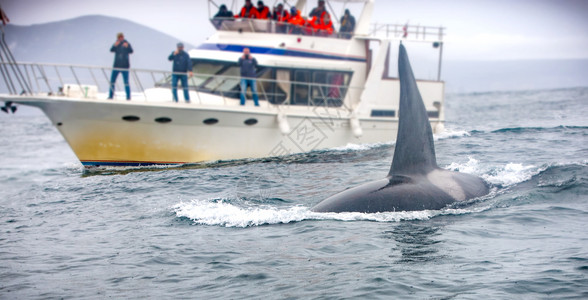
[272,3,290,22]
[287,6,305,34]
[236,0,259,18]
[256,1,270,19]
[317,12,334,35]
[308,0,333,35]
[272,3,290,33]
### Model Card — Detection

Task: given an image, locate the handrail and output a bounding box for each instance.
[0,61,362,111]
[212,18,345,38]
[210,18,445,42]
[368,23,445,42]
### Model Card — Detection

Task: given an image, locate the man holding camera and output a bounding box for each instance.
[238,48,259,106]
[168,42,193,103]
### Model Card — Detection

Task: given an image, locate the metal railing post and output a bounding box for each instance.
[69,66,83,94]
[131,69,146,100]
[38,65,53,94]
[54,66,64,92]
[0,61,15,94]
[27,64,39,94]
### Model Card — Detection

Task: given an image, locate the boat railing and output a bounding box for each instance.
[0,61,359,111]
[209,19,444,42]
[368,23,444,42]
[211,18,346,38]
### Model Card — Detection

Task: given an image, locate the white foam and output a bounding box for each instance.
[482,163,540,186]
[445,157,481,174]
[172,199,479,228]
[433,128,470,141]
[329,141,392,152]
[445,158,543,187]
[63,162,84,172]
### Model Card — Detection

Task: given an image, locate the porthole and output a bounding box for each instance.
[122,115,140,122]
[203,118,219,125]
[155,117,172,123]
[244,118,258,126]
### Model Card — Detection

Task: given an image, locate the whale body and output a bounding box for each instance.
[312,44,489,213]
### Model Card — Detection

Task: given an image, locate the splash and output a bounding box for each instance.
[445,157,481,174]
[172,199,480,228]
[483,163,541,187]
[433,128,470,141]
[329,142,392,152]
[445,158,548,188]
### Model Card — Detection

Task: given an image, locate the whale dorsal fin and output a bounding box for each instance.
[388,44,438,176]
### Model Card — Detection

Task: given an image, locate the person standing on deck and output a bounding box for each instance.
[257,1,270,19]
[288,7,305,34]
[236,0,259,18]
[168,43,193,103]
[238,48,259,106]
[339,9,355,38]
[108,32,133,100]
[272,3,290,33]
[308,0,333,35]
[213,4,234,29]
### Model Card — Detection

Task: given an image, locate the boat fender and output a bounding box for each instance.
[350,115,362,138]
[277,112,290,135]
[434,122,445,134]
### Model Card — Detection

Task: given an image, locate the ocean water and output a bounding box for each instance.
[1,87,587,299]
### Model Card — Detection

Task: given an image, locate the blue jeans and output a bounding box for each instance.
[108,70,130,100]
[172,74,190,102]
[240,78,259,106]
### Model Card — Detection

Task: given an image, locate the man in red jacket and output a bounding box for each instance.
[256,1,270,19]
[236,0,259,18]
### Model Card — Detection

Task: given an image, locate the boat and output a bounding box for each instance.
[0,0,446,168]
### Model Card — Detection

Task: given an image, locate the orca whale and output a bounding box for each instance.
[312,44,489,213]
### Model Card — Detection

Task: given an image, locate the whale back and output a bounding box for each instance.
[389,44,438,176]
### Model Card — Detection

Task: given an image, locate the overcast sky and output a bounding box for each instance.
[2,0,588,61]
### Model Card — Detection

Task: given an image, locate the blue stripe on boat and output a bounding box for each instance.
[196,43,366,62]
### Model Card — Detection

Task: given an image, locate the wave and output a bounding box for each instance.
[172,199,487,228]
[329,142,392,152]
[433,128,470,140]
[173,162,586,227]
[444,157,542,187]
[491,125,588,134]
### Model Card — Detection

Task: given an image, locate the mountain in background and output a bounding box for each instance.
[3,15,197,71]
[3,15,588,93]
[443,59,588,93]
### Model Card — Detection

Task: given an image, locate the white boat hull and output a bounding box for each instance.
[6,96,428,167]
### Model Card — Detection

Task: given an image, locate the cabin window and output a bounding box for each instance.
[191,62,227,86]
[371,110,396,117]
[293,70,311,105]
[200,65,240,92]
[155,117,172,123]
[311,72,349,107]
[290,69,351,107]
[122,115,140,122]
[203,118,219,125]
[244,118,258,126]
[156,59,351,108]
[256,69,274,102]
[271,69,289,104]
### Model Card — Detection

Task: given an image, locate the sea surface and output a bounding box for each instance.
[1,87,587,299]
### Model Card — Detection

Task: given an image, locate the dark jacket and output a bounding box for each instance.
[110,40,133,68]
[238,55,258,78]
[168,50,192,73]
[340,14,356,32]
[214,8,234,19]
